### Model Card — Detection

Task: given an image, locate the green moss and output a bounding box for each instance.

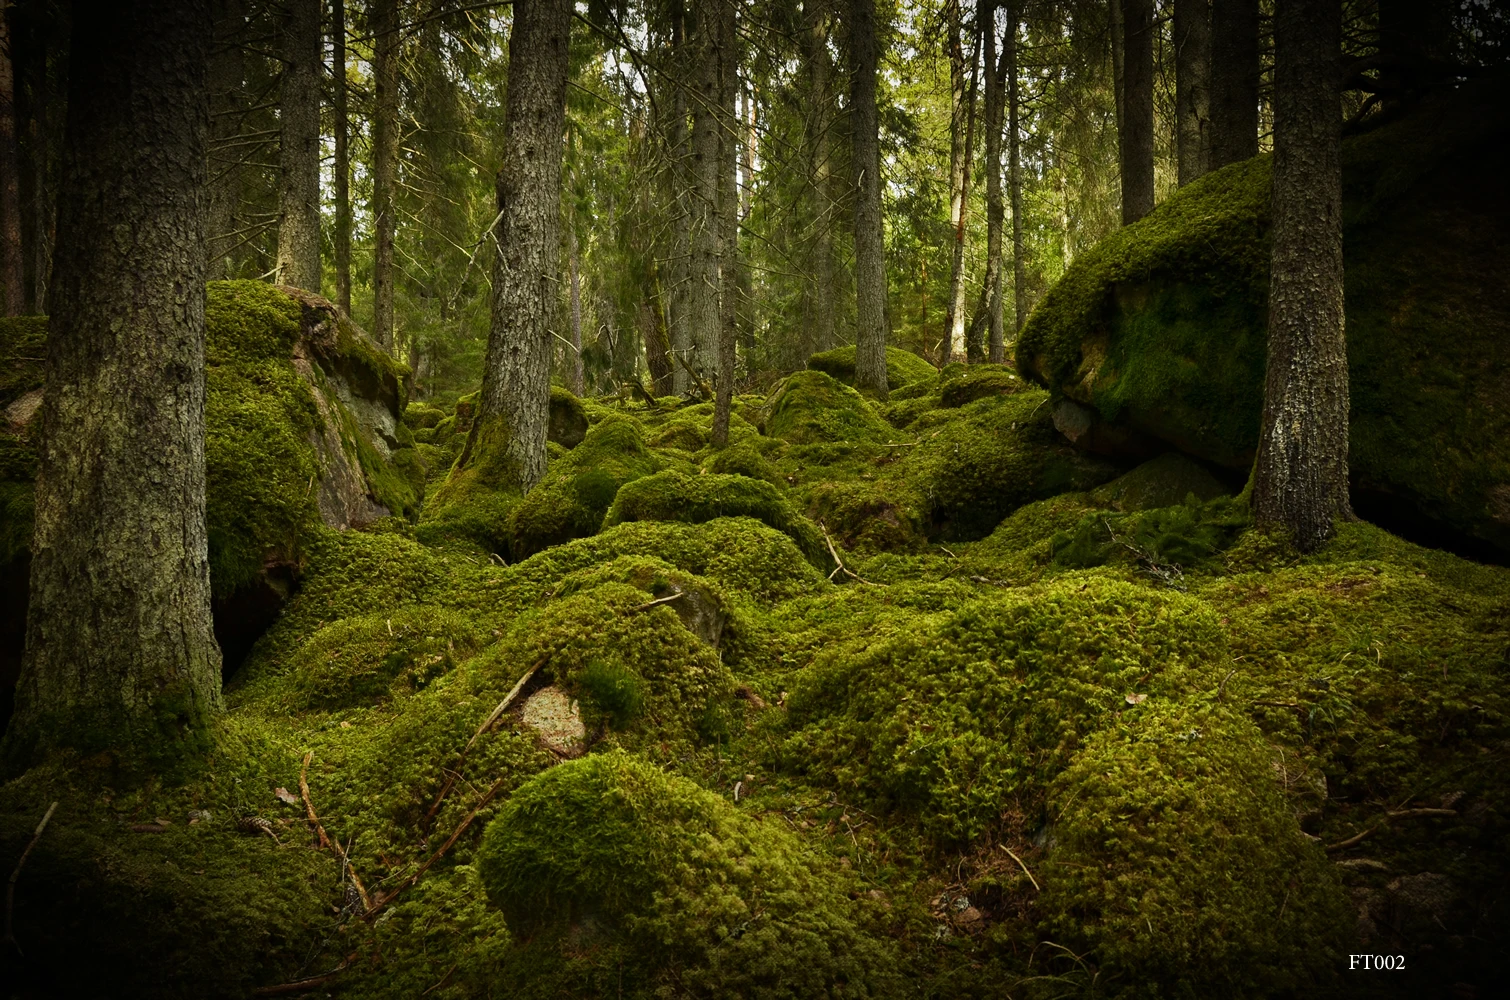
[938,364,1029,408]
[805,477,926,553]
[604,470,828,568]
[766,370,894,445]
[476,750,901,997]
[808,344,938,390]
[1041,701,1350,996]
[404,401,447,429]
[704,438,782,483]
[419,414,526,553]
[507,415,660,558]
[548,385,589,447]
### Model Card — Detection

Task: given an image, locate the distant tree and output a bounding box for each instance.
[1209,0,1259,168]
[712,0,739,446]
[455,0,571,493]
[1118,0,1154,223]
[5,0,221,771]
[0,0,23,314]
[332,0,352,314]
[944,0,978,363]
[848,0,888,400]
[276,0,321,291]
[969,0,1006,363]
[371,0,399,349]
[1174,0,1211,185]
[1253,0,1349,551]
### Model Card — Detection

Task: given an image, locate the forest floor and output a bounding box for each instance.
[2,350,1507,999]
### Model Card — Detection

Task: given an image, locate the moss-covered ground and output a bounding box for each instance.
[3,348,1507,1000]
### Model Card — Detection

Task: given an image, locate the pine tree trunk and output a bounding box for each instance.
[0,0,24,315]
[644,259,673,394]
[5,0,220,772]
[1109,0,1124,135]
[972,0,1007,364]
[568,221,584,396]
[944,0,974,363]
[711,0,738,447]
[804,5,837,359]
[1119,0,1154,224]
[1008,3,1026,339]
[688,0,721,387]
[276,0,321,291]
[371,0,399,349]
[848,0,888,400]
[1209,0,1259,168]
[332,0,352,314]
[667,1,693,393]
[463,0,570,494]
[1253,0,1348,553]
[206,0,245,280]
[1174,0,1211,185]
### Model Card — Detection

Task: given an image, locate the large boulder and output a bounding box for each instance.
[1016,76,1510,559]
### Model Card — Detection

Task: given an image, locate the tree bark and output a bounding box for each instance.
[1253,0,1348,553]
[644,258,673,394]
[0,0,24,315]
[943,0,976,364]
[1109,0,1124,135]
[804,3,837,359]
[276,0,321,291]
[1174,0,1211,185]
[688,0,721,387]
[848,0,888,400]
[332,0,352,314]
[1209,0,1259,168]
[460,0,570,494]
[371,0,399,349]
[1007,0,1026,340]
[567,219,584,396]
[205,0,245,280]
[1119,0,1154,224]
[667,0,693,392]
[711,0,738,447]
[969,0,1006,364]
[5,0,220,771]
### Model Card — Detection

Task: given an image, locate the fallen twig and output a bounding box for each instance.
[1386,807,1458,820]
[1001,845,1040,892]
[1325,826,1377,851]
[251,953,357,996]
[819,521,873,586]
[629,590,685,612]
[299,752,331,850]
[4,800,58,955]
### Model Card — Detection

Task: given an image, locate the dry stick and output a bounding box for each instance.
[4,800,59,955]
[1001,845,1040,892]
[630,591,685,612]
[299,752,331,850]
[1326,826,1377,851]
[819,520,873,585]
[250,953,358,996]
[1325,807,1458,852]
[366,775,510,922]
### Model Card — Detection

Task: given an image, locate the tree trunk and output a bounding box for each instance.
[276,0,321,291]
[943,0,975,364]
[1174,0,1211,185]
[667,0,693,393]
[711,0,738,447]
[206,0,245,280]
[1253,0,1348,553]
[371,0,399,349]
[1119,0,1154,224]
[970,0,1006,364]
[688,0,720,388]
[0,0,24,315]
[332,0,352,314]
[4,0,220,771]
[1008,2,1025,340]
[459,0,569,495]
[644,258,673,394]
[848,0,888,400]
[567,220,584,396]
[1109,0,1124,135]
[1209,0,1259,168]
[804,3,837,358]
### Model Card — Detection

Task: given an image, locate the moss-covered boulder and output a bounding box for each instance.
[548,385,589,448]
[505,416,660,558]
[938,363,1028,408]
[808,343,938,391]
[1016,78,1510,557]
[766,369,893,445]
[476,750,900,998]
[604,470,828,568]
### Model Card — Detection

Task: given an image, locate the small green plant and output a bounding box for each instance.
[580,658,646,728]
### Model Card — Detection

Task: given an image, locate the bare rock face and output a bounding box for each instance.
[522,686,586,757]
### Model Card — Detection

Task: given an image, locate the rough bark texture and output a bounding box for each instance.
[666,1,692,393]
[804,4,837,360]
[0,0,23,315]
[1209,0,1259,168]
[712,0,738,447]
[972,1,1006,363]
[276,0,321,292]
[643,261,673,395]
[1008,1,1026,339]
[688,0,721,386]
[1109,0,1124,134]
[371,0,399,349]
[1174,0,1211,185]
[1253,0,1349,553]
[848,0,888,400]
[206,0,245,280]
[5,0,221,771]
[944,0,973,362]
[464,0,570,494]
[567,221,584,396]
[332,0,352,314]
[1119,0,1154,224]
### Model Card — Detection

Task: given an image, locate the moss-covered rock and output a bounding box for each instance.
[1016,78,1510,557]
[938,363,1028,408]
[505,415,660,559]
[548,385,589,448]
[604,470,828,568]
[476,750,901,998]
[808,344,938,391]
[766,370,893,445]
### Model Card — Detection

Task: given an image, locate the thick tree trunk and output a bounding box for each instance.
[1109,0,1124,134]
[970,0,1006,364]
[461,0,569,494]
[332,0,352,314]
[371,0,399,349]
[5,0,220,771]
[1119,0,1154,224]
[276,0,321,291]
[711,0,738,447]
[1209,0,1259,168]
[0,0,23,315]
[1174,0,1211,185]
[688,0,721,387]
[848,0,888,400]
[567,221,584,396]
[1008,2,1025,340]
[206,0,245,280]
[1253,0,1348,553]
[943,0,975,363]
[804,4,837,359]
[667,1,693,393]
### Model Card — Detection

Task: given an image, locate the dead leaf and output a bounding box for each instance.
[1125,693,1148,705]
[274,787,300,806]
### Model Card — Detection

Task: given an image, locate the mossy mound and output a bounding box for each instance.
[808,344,938,391]
[766,370,894,445]
[1016,78,1510,557]
[1041,702,1350,996]
[476,750,901,998]
[506,415,660,558]
[404,401,447,430]
[548,385,589,448]
[1088,451,1231,511]
[805,477,927,553]
[938,363,1028,408]
[703,438,782,483]
[604,470,828,568]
